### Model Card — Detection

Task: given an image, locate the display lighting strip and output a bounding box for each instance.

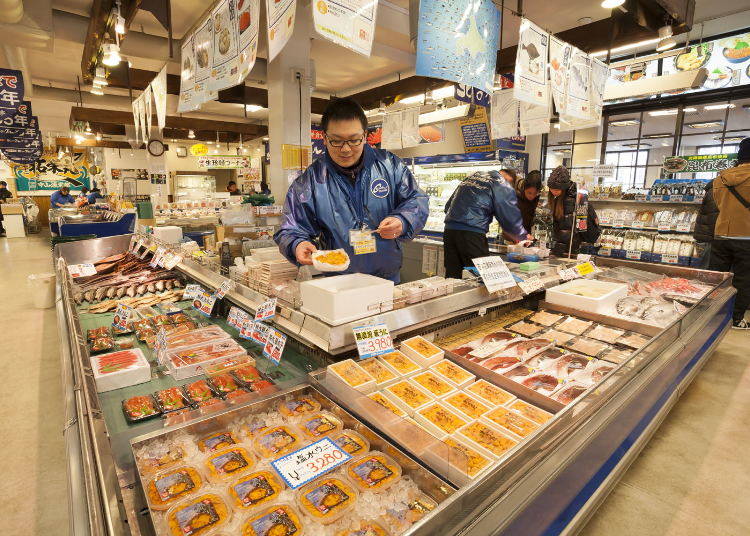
[648,107,697,116]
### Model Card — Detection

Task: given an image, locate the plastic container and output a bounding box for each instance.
[551,382,590,404]
[145,465,203,511]
[300,273,394,325]
[254,425,303,459]
[241,503,305,536]
[336,520,391,536]
[346,451,402,492]
[539,328,575,345]
[519,373,562,396]
[166,325,232,351]
[297,475,359,524]
[155,387,192,413]
[500,338,554,360]
[366,392,406,418]
[298,411,344,441]
[358,357,399,387]
[311,249,350,272]
[415,402,468,439]
[164,492,231,536]
[545,280,628,314]
[562,337,610,358]
[167,340,248,380]
[481,406,540,440]
[455,421,519,460]
[585,324,626,344]
[228,470,284,510]
[184,379,220,405]
[153,225,183,244]
[277,396,321,418]
[90,348,151,393]
[506,399,554,424]
[330,429,370,456]
[506,321,545,338]
[122,394,162,423]
[465,380,516,407]
[400,336,444,367]
[204,447,255,482]
[422,436,492,485]
[443,391,493,421]
[197,431,239,453]
[381,492,438,532]
[410,371,457,399]
[378,350,421,376]
[327,359,377,394]
[209,374,243,397]
[382,380,434,416]
[28,273,56,309]
[429,360,475,388]
[87,326,112,341]
[528,310,565,327]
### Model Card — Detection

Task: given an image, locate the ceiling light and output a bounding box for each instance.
[656,25,676,52]
[554,124,560,129]
[245,104,264,112]
[262,137,269,141]
[90,86,104,96]
[643,133,672,139]
[648,107,696,116]
[102,43,121,66]
[399,93,425,105]
[623,142,652,148]
[714,135,744,143]
[188,129,196,139]
[686,120,723,129]
[601,0,625,7]
[609,118,640,127]
[93,67,108,86]
[590,38,660,58]
[418,104,470,125]
[704,103,735,111]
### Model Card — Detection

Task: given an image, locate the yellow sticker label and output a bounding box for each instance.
[575,262,595,276]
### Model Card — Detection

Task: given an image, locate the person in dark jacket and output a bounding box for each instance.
[514,170,542,232]
[547,166,600,257]
[692,182,718,269]
[0,181,12,236]
[443,170,528,278]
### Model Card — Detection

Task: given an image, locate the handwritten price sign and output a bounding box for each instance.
[271,437,352,489]
[263,329,287,365]
[352,322,393,359]
[214,278,234,300]
[472,256,516,293]
[255,298,278,322]
[67,263,96,278]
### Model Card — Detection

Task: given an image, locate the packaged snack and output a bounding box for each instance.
[209,374,242,396]
[400,336,444,367]
[155,387,191,413]
[241,503,304,536]
[411,371,456,398]
[328,359,377,393]
[586,325,625,344]
[507,321,545,338]
[416,402,467,438]
[465,380,515,407]
[297,476,358,524]
[563,337,610,358]
[335,520,390,536]
[507,399,553,425]
[331,429,370,456]
[456,421,519,460]
[429,360,475,388]
[254,426,302,458]
[483,406,540,439]
[379,350,421,376]
[383,493,438,532]
[520,373,561,396]
[166,493,229,536]
[122,395,161,422]
[359,357,399,386]
[198,431,238,453]
[383,380,433,415]
[618,332,650,349]
[556,317,593,335]
[299,412,343,440]
[528,310,564,327]
[366,392,406,418]
[232,364,263,386]
[184,380,218,404]
[278,397,321,418]
[205,447,254,480]
[346,451,402,492]
[443,392,491,423]
[540,329,575,345]
[229,470,283,509]
[146,466,203,510]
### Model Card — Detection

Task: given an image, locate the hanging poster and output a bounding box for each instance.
[10,152,91,191]
[381,111,403,150]
[132,93,142,144]
[490,89,518,139]
[566,48,591,119]
[401,107,421,148]
[548,36,572,115]
[209,0,240,92]
[519,100,550,136]
[589,56,608,121]
[459,106,494,153]
[194,18,213,102]
[0,69,25,111]
[415,0,500,93]
[558,113,599,132]
[1,146,42,164]
[152,65,167,133]
[236,0,261,83]
[143,85,153,142]
[0,129,41,150]
[0,100,34,128]
[178,35,199,113]
[514,19,549,107]
[266,0,297,62]
[312,0,378,57]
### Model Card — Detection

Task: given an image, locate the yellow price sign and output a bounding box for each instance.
[575,262,595,276]
[190,143,209,156]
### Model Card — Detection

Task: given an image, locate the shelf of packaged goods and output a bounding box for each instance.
[590,198,703,205]
[598,223,694,233]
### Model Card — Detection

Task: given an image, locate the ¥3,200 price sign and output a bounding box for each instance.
[352,322,393,359]
[271,437,352,489]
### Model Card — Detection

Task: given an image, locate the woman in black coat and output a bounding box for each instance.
[546,166,600,257]
[693,182,719,268]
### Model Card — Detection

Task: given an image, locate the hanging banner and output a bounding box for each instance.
[132,93,142,144]
[0,100,34,128]
[566,48,592,120]
[1,146,42,164]
[312,0,378,57]
[0,130,41,150]
[194,18,213,103]
[490,89,518,139]
[381,111,403,150]
[663,154,739,174]
[401,107,421,148]
[459,106,494,153]
[209,0,240,92]
[549,36,572,115]
[514,19,549,107]
[266,0,297,62]
[143,85,153,142]
[11,152,91,191]
[455,84,491,107]
[178,35,199,113]
[589,56,608,121]
[415,0,500,93]
[236,0,261,83]
[198,155,251,168]
[520,100,551,136]
[152,65,167,133]
[0,69,24,111]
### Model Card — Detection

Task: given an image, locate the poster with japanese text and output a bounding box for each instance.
[209,0,240,92]
[514,19,549,107]
[266,0,297,62]
[177,35,200,113]
[312,0,378,57]
[566,48,592,120]
[549,36,572,115]
[490,89,519,139]
[236,0,260,83]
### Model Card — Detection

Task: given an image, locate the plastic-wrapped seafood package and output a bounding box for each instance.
[562,337,610,358]
[550,382,590,404]
[549,352,593,377]
[570,361,616,385]
[622,231,639,251]
[527,310,564,327]
[617,332,650,349]
[556,316,594,335]
[600,347,633,364]
[678,238,695,258]
[524,347,565,370]
[652,235,669,254]
[585,324,625,344]
[498,338,554,360]
[506,321,545,338]
[519,373,562,396]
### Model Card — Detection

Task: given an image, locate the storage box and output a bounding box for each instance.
[152,225,183,244]
[166,339,247,380]
[300,274,394,325]
[544,279,627,314]
[91,348,151,392]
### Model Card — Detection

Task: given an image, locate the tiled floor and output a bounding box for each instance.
[1,231,748,536]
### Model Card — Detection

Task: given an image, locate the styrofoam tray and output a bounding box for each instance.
[544,279,627,314]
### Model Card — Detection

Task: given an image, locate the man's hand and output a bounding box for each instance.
[375,217,403,240]
[295,241,317,265]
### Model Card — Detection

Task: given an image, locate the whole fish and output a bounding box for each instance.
[165,280,174,290]
[106,287,116,298]
[155,280,165,292]
[127,286,136,298]
[73,292,83,305]
[94,287,107,301]
[172,280,183,288]
[83,290,94,302]
[116,287,126,298]
[136,284,147,295]
[147,282,156,293]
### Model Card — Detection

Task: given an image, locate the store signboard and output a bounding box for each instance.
[663,154,738,174]
[549,36,572,115]
[11,152,92,191]
[415,0,499,93]
[177,35,200,112]
[312,0,378,56]
[0,69,24,112]
[214,278,234,299]
[459,106,494,153]
[271,437,352,489]
[495,137,526,151]
[519,100,551,136]
[455,84,491,107]
[198,155,251,169]
[514,19,549,107]
[67,263,96,278]
[566,48,592,119]
[266,0,297,61]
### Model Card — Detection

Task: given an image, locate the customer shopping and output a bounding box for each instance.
[514,170,543,234]
[547,166,600,257]
[693,181,718,269]
[0,181,12,236]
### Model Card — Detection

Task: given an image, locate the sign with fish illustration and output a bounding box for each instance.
[11,151,92,191]
[514,19,549,107]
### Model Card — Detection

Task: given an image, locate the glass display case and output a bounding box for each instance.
[174,174,216,200]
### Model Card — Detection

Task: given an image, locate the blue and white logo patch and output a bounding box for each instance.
[370,177,390,198]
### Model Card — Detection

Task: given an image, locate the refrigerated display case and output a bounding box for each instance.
[55,234,734,536]
[174,174,216,200]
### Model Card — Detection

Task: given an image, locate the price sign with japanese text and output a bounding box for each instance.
[662,253,678,264]
[352,322,394,359]
[575,262,596,276]
[214,279,234,300]
[558,267,578,281]
[518,275,545,295]
[657,222,672,232]
[247,321,270,344]
[350,229,376,255]
[626,250,642,260]
[67,263,96,278]
[613,219,625,228]
[183,284,203,300]
[192,291,217,316]
[676,223,691,233]
[472,256,516,293]
[670,195,683,203]
[255,298,278,322]
[271,437,352,490]
[227,306,250,329]
[150,246,167,268]
[263,329,287,365]
[112,304,133,330]
[631,221,645,229]
[163,253,183,270]
[576,254,592,261]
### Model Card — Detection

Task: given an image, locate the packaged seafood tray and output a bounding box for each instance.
[154,387,192,413]
[89,335,116,354]
[555,316,594,335]
[164,325,232,352]
[400,335,444,367]
[326,359,377,394]
[455,420,519,461]
[562,337,611,358]
[414,401,469,439]
[481,405,541,440]
[411,370,458,399]
[358,356,400,387]
[382,379,435,416]
[131,384,452,536]
[183,379,220,405]
[91,348,151,392]
[87,325,112,341]
[378,349,422,376]
[429,359,475,388]
[550,382,591,405]
[448,330,520,358]
[166,339,248,380]
[122,394,162,423]
[421,436,492,486]
[506,320,546,338]
[506,399,554,425]
[545,280,628,314]
[526,310,565,327]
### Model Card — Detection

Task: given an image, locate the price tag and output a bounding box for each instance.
[670,195,683,203]
[271,437,352,490]
[192,291,217,316]
[518,275,545,295]
[599,216,611,225]
[214,279,234,299]
[227,306,250,329]
[626,250,642,260]
[249,321,271,344]
[263,328,287,365]
[183,284,203,300]
[575,262,595,276]
[163,253,183,270]
[662,253,678,264]
[558,267,578,281]
[635,194,647,201]
[150,246,167,268]
[129,235,138,252]
[472,256,516,293]
[468,341,507,359]
[67,263,97,278]
[676,223,691,233]
[576,254,592,262]
[631,221,645,229]
[657,222,672,232]
[255,298,278,322]
[352,322,394,359]
[598,247,612,257]
[650,195,664,202]
[154,327,168,365]
[613,219,625,228]
[112,304,133,330]
[350,229,376,255]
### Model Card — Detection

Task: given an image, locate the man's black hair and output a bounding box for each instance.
[227,181,237,187]
[321,97,368,132]
[0,181,6,187]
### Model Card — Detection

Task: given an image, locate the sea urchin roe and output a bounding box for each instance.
[346,452,401,491]
[147,466,202,510]
[508,399,553,425]
[465,380,515,406]
[229,470,282,509]
[316,250,349,265]
[329,359,374,388]
[298,477,357,523]
[385,381,432,410]
[442,438,491,477]
[166,494,229,536]
[205,447,254,480]
[242,504,304,536]
[443,392,491,420]
[418,403,467,434]
[359,357,397,384]
[254,426,302,458]
[367,392,406,417]
[458,421,518,458]
[431,360,474,385]
[411,371,455,397]
[379,350,420,375]
[483,406,540,438]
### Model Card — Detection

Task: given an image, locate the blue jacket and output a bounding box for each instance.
[87,192,103,204]
[50,191,75,208]
[444,171,527,239]
[274,145,429,281]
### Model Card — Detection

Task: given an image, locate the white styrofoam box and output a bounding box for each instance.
[91,348,151,392]
[544,279,628,314]
[152,225,183,244]
[299,274,394,326]
[327,359,377,394]
[400,336,444,368]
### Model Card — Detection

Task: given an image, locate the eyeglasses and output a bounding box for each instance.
[325,134,365,148]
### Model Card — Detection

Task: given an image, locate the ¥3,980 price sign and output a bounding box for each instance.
[271,437,352,490]
[352,322,393,359]
[472,256,516,293]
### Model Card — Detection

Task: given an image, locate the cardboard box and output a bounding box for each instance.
[1,203,24,215]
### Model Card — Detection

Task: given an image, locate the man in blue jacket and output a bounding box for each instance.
[274,98,428,282]
[443,170,529,278]
[50,186,75,208]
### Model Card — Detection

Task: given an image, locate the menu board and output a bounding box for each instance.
[312,0,378,57]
